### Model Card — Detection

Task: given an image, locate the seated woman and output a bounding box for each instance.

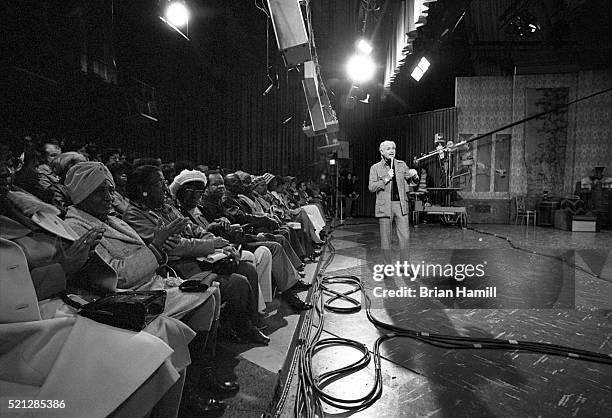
[121,165,270,345]
[62,161,232,412]
[107,160,133,217]
[267,176,324,245]
[172,170,312,311]
[284,175,326,233]
[47,151,87,217]
[245,174,316,257]
[0,146,222,414]
[0,236,194,417]
[297,180,327,219]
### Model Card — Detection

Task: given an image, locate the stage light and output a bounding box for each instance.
[418,57,430,72]
[165,1,189,28]
[356,39,373,55]
[346,54,376,83]
[329,159,336,165]
[411,67,424,81]
[359,93,371,104]
[411,56,430,81]
[505,12,540,38]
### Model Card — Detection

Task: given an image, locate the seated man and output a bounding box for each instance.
[256,174,322,258]
[235,173,321,262]
[272,177,325,240]
[202,172,305,266]
[297,180,327,219]
[170,170,312,311]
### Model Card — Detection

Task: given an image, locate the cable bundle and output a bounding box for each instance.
[283,224,612,417]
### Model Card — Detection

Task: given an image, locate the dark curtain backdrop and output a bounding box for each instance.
[115,70,319,177]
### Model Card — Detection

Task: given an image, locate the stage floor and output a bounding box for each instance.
[278,221,612,417]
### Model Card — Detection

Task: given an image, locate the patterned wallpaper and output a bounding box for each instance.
[574,71,612,186]
[456,77,514,133]
[456,70,612,201]
[455,77,514,199]
[511,72,577,198]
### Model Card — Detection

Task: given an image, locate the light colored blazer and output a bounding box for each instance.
[0,239,179,418]
[65,206,161,291]
[123,203,216,258]
[65,206,218,328]
[368,158,416,217]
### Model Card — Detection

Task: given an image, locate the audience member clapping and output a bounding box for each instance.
[122,165,271,345]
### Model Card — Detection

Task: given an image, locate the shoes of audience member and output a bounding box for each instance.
[219,325,248,344]
[292,279,312,292]
[254,316,268,330]
[298,270,306,278]
[182,387,226,413]
[297,263,306,272]
[201,368,240,395]
[243,326,270,345]
[308,251,322,261]
[282,291,313,311]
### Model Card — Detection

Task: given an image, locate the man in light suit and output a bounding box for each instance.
[368,140,420,271]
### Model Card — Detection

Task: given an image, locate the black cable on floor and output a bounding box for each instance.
[466,226,612,283]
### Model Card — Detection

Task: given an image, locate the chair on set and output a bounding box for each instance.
[514,195,536,226]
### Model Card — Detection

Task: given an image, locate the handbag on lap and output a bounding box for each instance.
[61,290,166,332]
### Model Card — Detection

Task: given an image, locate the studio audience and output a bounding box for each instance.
[1,133,329,415]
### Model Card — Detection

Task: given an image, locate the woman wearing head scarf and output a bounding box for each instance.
[0,148,103,300]
[0,144,209,415]
[63,161,230,411]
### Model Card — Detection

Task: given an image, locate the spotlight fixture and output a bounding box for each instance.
[160,0,190,40]
[346,54,376,83]
[356,39,373,55]
[410,57,430,81]
[165,1,189,27]
[346,37,376,83]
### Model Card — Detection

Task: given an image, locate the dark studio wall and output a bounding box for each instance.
[0,0,321,177]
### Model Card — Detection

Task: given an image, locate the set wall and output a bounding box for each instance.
[456,70,612,204]
[574,71,612,186]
